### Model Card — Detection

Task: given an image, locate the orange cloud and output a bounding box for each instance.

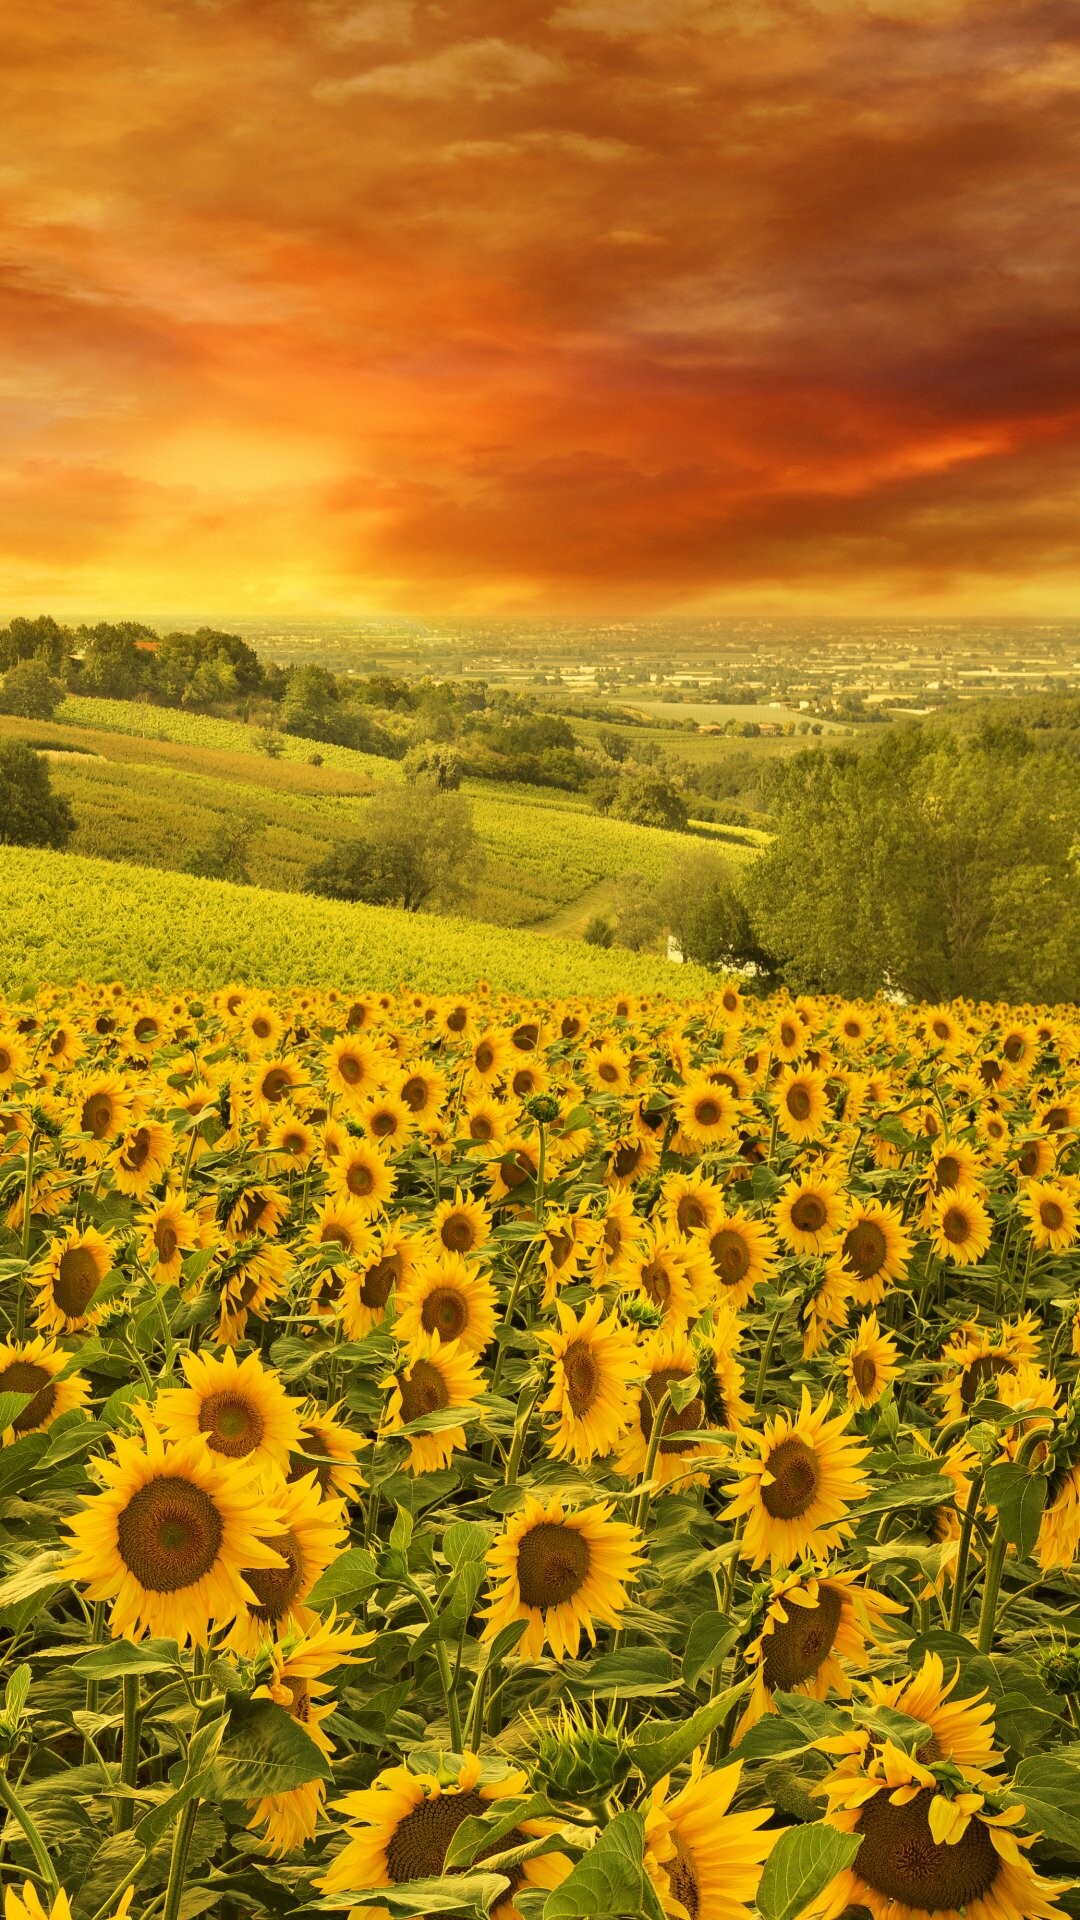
[1,0,1079,614]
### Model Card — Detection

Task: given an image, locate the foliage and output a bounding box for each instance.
[749,724,1080,1002]
[182,814,259,885]
[306,783,484,913]
[597,770,690,832]
[403,742,464,790]
[653,847,775,972]
[0,743,75,850]
[0,660,66,721]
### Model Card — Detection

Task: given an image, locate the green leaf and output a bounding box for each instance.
[211,1699,332,1801]
[569,1648,676,1699]
[855,1704,931,1753]
[4,1664,30,1717]
[544,1809,659,1920]
[560,1106,594,1133]
[0,1549,67,1609]
[983,1462,1048,1561]
[390,1503,415,1554]
[443,1796,550,1873]
[444,1521,491,1567]
[34,1419,110,1469]
[0,1433,49,1495]
[630,1680,751,1787]
[306,1547,379,1609]
[682,1610,736,1689]
[136,1712,228,1851]
[856,1474,955,1517]
[732,1693,839,1763]
[0,1391,32,1432]
[757,1822,863,1920]
[72,1640,180,1680]
[317,1876,510,1917]
[1008,1753,1080,1850]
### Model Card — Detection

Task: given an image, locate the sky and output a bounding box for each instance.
[3,0,1080,620]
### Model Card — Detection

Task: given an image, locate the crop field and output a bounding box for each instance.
[0,847,714,996]
[3,707,749,927]
[0,979,1076,1920]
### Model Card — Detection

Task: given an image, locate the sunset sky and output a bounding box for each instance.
[4,0,1080,619]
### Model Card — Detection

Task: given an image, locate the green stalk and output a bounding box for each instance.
[948,1470,984,1635]
[753,1307,784,1413]
[15,1129,36,1340]
[976,1526,1009,1654]
[82,1601,107,1767]
[161,1797,200,1920]
[504,1380,542,1488]
[114,1673,141,1832]
[0,1771,59,1899]
[403,1579,462,1749]
[633,1387,673,1535]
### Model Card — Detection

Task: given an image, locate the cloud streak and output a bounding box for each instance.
[1,0,1078,614]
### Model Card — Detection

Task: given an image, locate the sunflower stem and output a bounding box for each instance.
[976,1524,1008,1654]
[0,1769,59,1900]
[82,1601,107,1766]
[15,1128,36,1341]
[534,1121,547,1222]
[633,1386,673,1536]
[114,1673,140,1832]
[948,1469,984,1636]
[402,1579,462,1748]
[504,1379,542,1488]
[162,1795,200,1920]
[753,1307,785,1413]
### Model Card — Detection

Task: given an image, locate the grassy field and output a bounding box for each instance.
[0,845,713,996]
[3,702,755,928]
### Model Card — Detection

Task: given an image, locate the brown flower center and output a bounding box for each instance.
[677,1194,709,1234]
[516,1521,589,1606]
[1040,1199,1065,1231]
[693,1097,722,1128]
[117,1476,223,1592]
[337,1054,363,1086]
[421,1285,469,1342]
[401,1076,429,1112]
[498,1149,534,1190]
[80,1092,115,1139]
[440,1212,476,1253]
[397,1358,449,1422]
[198,1390,264,1459]
[785,1084,812,1121]
[708,1227,751,1286]
[244,1528,306,1622]
[666,1834,700,1920]
[260,1068,292,1103]
[761,1436,819,1519]
[959,1351,1010,1409]
[385,1790,526,1888]
[155,1220,180,1263]
[0,1360,57,1433]
[360,1253,400,1309]
[790,1192,828,1234]
[54,1246,103,1318]
[855,1788,997,1911]
[761,1583,842,1690]
[611,1142,643,1179]
[940,1204,974,1245]
[511,1022,539,1052]
[346,1161,375,1197]
[288,1432,335,1494]
[562,1339,599,1416]
[474,1043,494,1073]
[842,1219,887,1282]
[852,1351,878,1398]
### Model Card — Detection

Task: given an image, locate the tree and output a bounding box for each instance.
[0,659,65,720]
[402,742,463,790]
[0,743,75,848]
[73,622,155,699]
[607,770,689,831]
[654,847,773,971]
[304,782,483,914]
[749,724,1080,1002]
[156,628,264,707]
[582,914,615,947]
[0,615,72,676]
[182,816,258,885]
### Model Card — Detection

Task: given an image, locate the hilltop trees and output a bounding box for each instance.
[305,781,483,914]
[0,743,75,849]
[0,658,65,720]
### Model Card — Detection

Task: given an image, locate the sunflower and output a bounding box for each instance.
[661,1169,726,1240]
[269,1110,318,1167]
[357,1089,415,1149]
[482,1494,643,1661]
[461,1093,511,1151]
[339,1227,419,1339]
[216,1241,293,1345]
[224,1471,348,1655]
[247,1054,305,1119]
[108,1118,175,1198]
[675,1076,740,1149]
[810,1746,1065,1920]
[925,1139,985,1202]
[319,1752,571,1918]
[138,1192,209,1287]
[937,1318,1042,1424]
[738,1565,903,1733]
[6,1889,132,1920]
[605,1125,661,1190]
[68,1072,132,1161]
[929,1188,993,1267]
[394,1254,498,1356]
[724,1390,871,1570]
[773,1065,830,1144]
[587,1043,634,1098]
[325,1035,387,1108]
[835,1653,1000,1779]
[1019,1178,1078,1253]
[396,1063,448,1126]
[538,1297,639,1463]
[429,1188,492,1259]
[772,1010,805,1061]
[64,1427,286,1645]
[328,1139,395,1218]
[644,1754,775,1920]
[538,1203,599,1302]
[224,1183,289,1242]
[799,1263,852,1361]
[615,1331,720,1492]
[489,1136,541,1204]
[827,1197,911,1306]
[242,1000,285,1053]
[1036,1462,1080,1571]
[247,1610,374,1856]
[31,1224,116,1335]
[468,1027,513,1085]
[845,1311,900,1409]
[1015,1133,1056,1181]
[592,1192,641,1287]
[156,1347,304,1476]
[697,1207,778,1311]
[774,1171,846,1257]
[0,1335,90,1443]
[924,1006,964,1056]
[623,1224,711,1331]
[382,1332,486,1475]
[305,1196,374,1264]
[0,1029,30,1089]
[288,1404,367,1501]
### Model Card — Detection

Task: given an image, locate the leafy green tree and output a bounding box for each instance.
[749,725,1080,1002]
[0,743,75,848]
[402,742,463,789]
[156,628,264,707]
[654,847,772,970]
[582,914,615,947]
[0,615,72,676]
[608,770,689,831]
[73,622,155,699]
[182,815,258,885]
[305,782,483,914]
[0,659,65,720]
[304,837,380,903]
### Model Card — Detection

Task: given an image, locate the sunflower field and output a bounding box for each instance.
[0,982,1078,1920]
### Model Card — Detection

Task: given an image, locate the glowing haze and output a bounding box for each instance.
[4,0,1080,618]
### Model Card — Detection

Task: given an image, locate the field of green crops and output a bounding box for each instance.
[7,700,750,928]
[0,845,713,995]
